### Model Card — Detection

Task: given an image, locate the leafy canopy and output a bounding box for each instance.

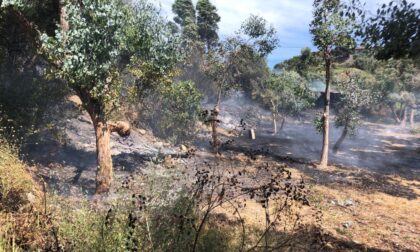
[361,0,420,60]
[310,0,358,52]
[196,0,220,49]
[257,71,313,116]
[334,72,375,133]
[41,0,180,116]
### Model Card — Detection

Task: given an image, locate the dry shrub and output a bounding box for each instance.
[0,138,55,251]
[0,139,41,212]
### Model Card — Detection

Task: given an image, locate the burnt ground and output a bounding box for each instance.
[229,119,420,180]
[20,95,420,251]
[216,92,420,181]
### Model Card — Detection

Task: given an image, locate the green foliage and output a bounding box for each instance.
[256,71,313,118]
[361,0,420,60]
[127,0,182,95]
[41,0,127,115]
[373,59,417,105]
[353,53,380,73]
[172,0,196,26]
[238,14,279,56]
[141,81,202,144]
[313,112,324,133]
[196,0,220,50]
[228,45,270,95]
[40,0,181,122]
[172,0,199,41]
[334,73,375,134]
[310,0,358,53]
[205,15,278,98]
[274,47,321,77]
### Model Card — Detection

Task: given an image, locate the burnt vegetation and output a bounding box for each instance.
[1,0,420,251]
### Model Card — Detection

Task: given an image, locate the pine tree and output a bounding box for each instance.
[172,0,198,40]
[196,0,220,50]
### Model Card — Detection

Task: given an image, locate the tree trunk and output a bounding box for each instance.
[410,107,416,128]
[280,117,286,130]
[211,86,222,155]
[93,119,113,194]
[81,92,130,194]
[271,100,279,134]
[272,113,277,134]
[390,105,401,124]
[320,53,331,168]
[333,123,348,153]
[400,105,407,128]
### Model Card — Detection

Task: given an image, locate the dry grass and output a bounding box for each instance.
[204,155,420,251]
[0,140,41,212]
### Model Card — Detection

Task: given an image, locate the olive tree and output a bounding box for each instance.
[2,0,180,194]
[202,15,278,154]
[310,0,359,167]
[373,59,417,126]
[257,71,312,134]
[333,72,375,152]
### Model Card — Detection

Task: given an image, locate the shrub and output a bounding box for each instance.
[141,80,202,143]
[0,138,40,212]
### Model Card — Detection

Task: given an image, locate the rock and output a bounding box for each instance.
[163,155,175,168]
[343,221,353,229]
[336,199,354,207]
[138,129,146,135]
[344,199,354,206]
[180,144,188,152]
[26,192,37,203]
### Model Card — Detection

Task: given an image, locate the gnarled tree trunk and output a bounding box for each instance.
[320,52,331,168]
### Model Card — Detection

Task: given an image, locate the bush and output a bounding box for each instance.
[0,138,40,212]
[141,80,202,143]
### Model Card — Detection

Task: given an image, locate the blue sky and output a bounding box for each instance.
[157,0,418,68]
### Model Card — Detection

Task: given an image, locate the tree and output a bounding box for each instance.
[274,47,320,77]
[4,0,181,194]
[361,0,420,60]
[196,0,220,51]
[373,59,417,125]
[333,72,374,152]
[238,14,279,57]
[310,0,358,167]
[257,71,312,134]
[0,1,66,144]
[172,0,198,40]
[140,80,202,144]
[201,15,278,155]
[201,48,233,154]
